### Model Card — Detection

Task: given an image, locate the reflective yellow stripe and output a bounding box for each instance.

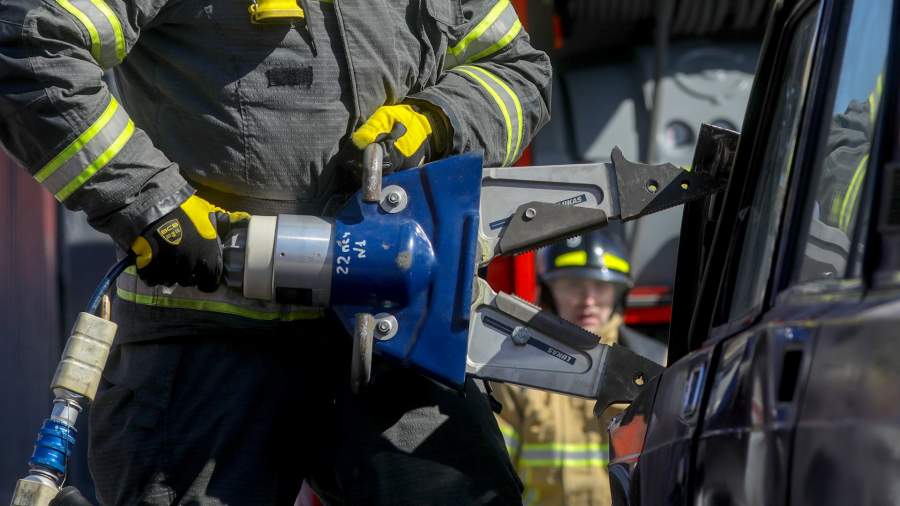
[520,458,607,467]
[89,0,126,62]
[868,74,884,124]
[839,154,869,232]
[497,418,519,442]
[555,249,631,272]
[496,417,520,455]
[36,96,133,201]
[117,287,325,321]
[520,442,609,468]
[447,0,523,65]
[469,65,524,163]
[555,250,587,268]
[53,0,124,67]
[467,19,522,63]
[602,252,631,274]
[452,67,515,166]
[869,93,877,124]
[449,0,509,59]
[35,98,118,183]
[521,442,607,451]
[56,119,133,201]
[54,0,103,61]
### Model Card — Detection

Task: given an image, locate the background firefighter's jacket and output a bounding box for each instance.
[493,315,619,506]
[493,313,665,505]
[0,0,551,334]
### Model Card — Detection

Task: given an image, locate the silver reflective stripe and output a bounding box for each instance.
[54,0,125,68]
[447,0,522,67]
[116,268,324,321]
[34,97,134,202]
[449,65,523,166]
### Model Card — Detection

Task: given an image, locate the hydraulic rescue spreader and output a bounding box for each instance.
[11,124,738,506]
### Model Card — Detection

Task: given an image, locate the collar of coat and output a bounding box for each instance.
[593,314,622,346]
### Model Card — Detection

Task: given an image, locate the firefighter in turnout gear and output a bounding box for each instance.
[0,0,550,503]
[493,230,665,506]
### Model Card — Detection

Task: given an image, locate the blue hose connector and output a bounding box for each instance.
[28,419,77,476]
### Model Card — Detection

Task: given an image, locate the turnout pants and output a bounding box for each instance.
[88,316,522,505]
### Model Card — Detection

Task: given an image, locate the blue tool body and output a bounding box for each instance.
[330,154,483,386]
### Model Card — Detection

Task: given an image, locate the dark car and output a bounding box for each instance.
[606,0,900,504]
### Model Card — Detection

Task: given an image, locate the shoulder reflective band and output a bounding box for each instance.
[450,65,523,166]
[519,442,609,468]
[34,97,134,202]
[447,0,522,67]
[54,0,126,68]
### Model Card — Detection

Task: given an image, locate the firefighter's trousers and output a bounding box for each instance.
[88,312,522,505]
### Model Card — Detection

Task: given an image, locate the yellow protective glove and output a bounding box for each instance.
[130,195,250,292]
[351,103,449,172]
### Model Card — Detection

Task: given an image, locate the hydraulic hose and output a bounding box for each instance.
[12,259,129,506]
[85,256,132,316]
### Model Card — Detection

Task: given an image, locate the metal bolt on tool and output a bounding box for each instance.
[511,326,531,345]
[379,185,408,213]
[373,313,399,341]
[377,319,393,334]
[523,208,537,221]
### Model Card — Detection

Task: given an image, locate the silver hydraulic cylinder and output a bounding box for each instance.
[224,214,335,306]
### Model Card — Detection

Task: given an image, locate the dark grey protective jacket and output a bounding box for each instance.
[0,0,549,243]
[0,0,550,326]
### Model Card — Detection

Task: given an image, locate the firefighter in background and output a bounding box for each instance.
[493,229,665,506]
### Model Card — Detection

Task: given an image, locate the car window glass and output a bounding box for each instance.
[727,8,819,320]
[795,0,892,283]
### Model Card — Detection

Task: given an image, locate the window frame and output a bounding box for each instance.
[670,0,831,358]
[719,5,823,326]
[708,0,832,341]
[869,2,900,286]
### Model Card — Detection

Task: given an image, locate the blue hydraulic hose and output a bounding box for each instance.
[85,256,133,315]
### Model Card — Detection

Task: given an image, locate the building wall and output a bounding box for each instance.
[0,157,62,504]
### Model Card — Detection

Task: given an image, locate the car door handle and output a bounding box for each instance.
[682,362,706,418]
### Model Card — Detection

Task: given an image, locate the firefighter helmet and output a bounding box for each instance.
[537,229,633,288]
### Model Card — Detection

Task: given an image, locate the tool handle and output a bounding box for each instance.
[351,313,375,393]
[362,144,383,203]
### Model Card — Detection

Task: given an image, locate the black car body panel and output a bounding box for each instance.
[636,346,714,506]
[789,295,900,505]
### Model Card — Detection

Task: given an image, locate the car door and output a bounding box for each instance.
[693,0,895,505]
[607,2,823,503]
